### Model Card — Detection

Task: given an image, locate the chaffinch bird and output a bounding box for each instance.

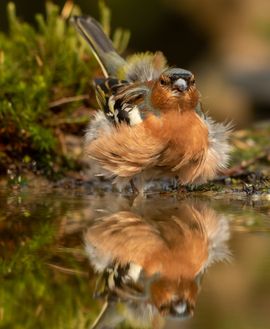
[85,200,230,328]
[72,16,231,193]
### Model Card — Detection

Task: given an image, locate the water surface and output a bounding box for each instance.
[1,189,270,329]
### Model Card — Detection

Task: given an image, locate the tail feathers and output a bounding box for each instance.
[71,16,126,77]
[90,301,123,329]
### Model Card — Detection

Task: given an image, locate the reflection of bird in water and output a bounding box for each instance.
[72,16,231,193]
[85,200,230,328]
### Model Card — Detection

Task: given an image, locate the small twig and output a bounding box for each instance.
[46,263,88,277]
[56,247,87,257]
[49,94,89,108]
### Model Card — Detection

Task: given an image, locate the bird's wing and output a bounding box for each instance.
[94,78,130,125]
[94,78,153,126]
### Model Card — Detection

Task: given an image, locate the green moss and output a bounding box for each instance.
[0,190,99,329]
[230,126,270,166]
[0,2,88,176]
[0,2,129,179]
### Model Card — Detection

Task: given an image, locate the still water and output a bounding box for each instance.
[1,189,270,329]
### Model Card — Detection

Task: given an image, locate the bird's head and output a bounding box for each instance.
[150,277,198,319]
[150,68,200,112]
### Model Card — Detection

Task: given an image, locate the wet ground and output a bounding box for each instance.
[1,188,270,329]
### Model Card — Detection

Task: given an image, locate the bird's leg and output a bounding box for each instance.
[128,179,140,207]
[175,176,188,193]
[173,176,179,190]
[177,185,188,193]
[130,179,139,195]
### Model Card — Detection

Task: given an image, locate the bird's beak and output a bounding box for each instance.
[173,78,188,92]
[173,301,194,319]
[174,301,187,315]
[172,72,195,92]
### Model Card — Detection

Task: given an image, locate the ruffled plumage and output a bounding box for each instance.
[72,15,231,192]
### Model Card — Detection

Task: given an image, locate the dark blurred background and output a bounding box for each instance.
[1,0,270,125]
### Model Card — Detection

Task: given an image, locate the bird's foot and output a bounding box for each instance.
[177,185,188,193]
[130,179,139,195]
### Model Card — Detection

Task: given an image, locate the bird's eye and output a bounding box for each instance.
[190,77,195,85]
[160,78,166,86]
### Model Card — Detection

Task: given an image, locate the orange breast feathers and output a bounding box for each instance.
[85,109,209,184]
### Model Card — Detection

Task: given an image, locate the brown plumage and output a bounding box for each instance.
[85,200,231,326]
[86,109,210,186]
[72,16,231,192]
